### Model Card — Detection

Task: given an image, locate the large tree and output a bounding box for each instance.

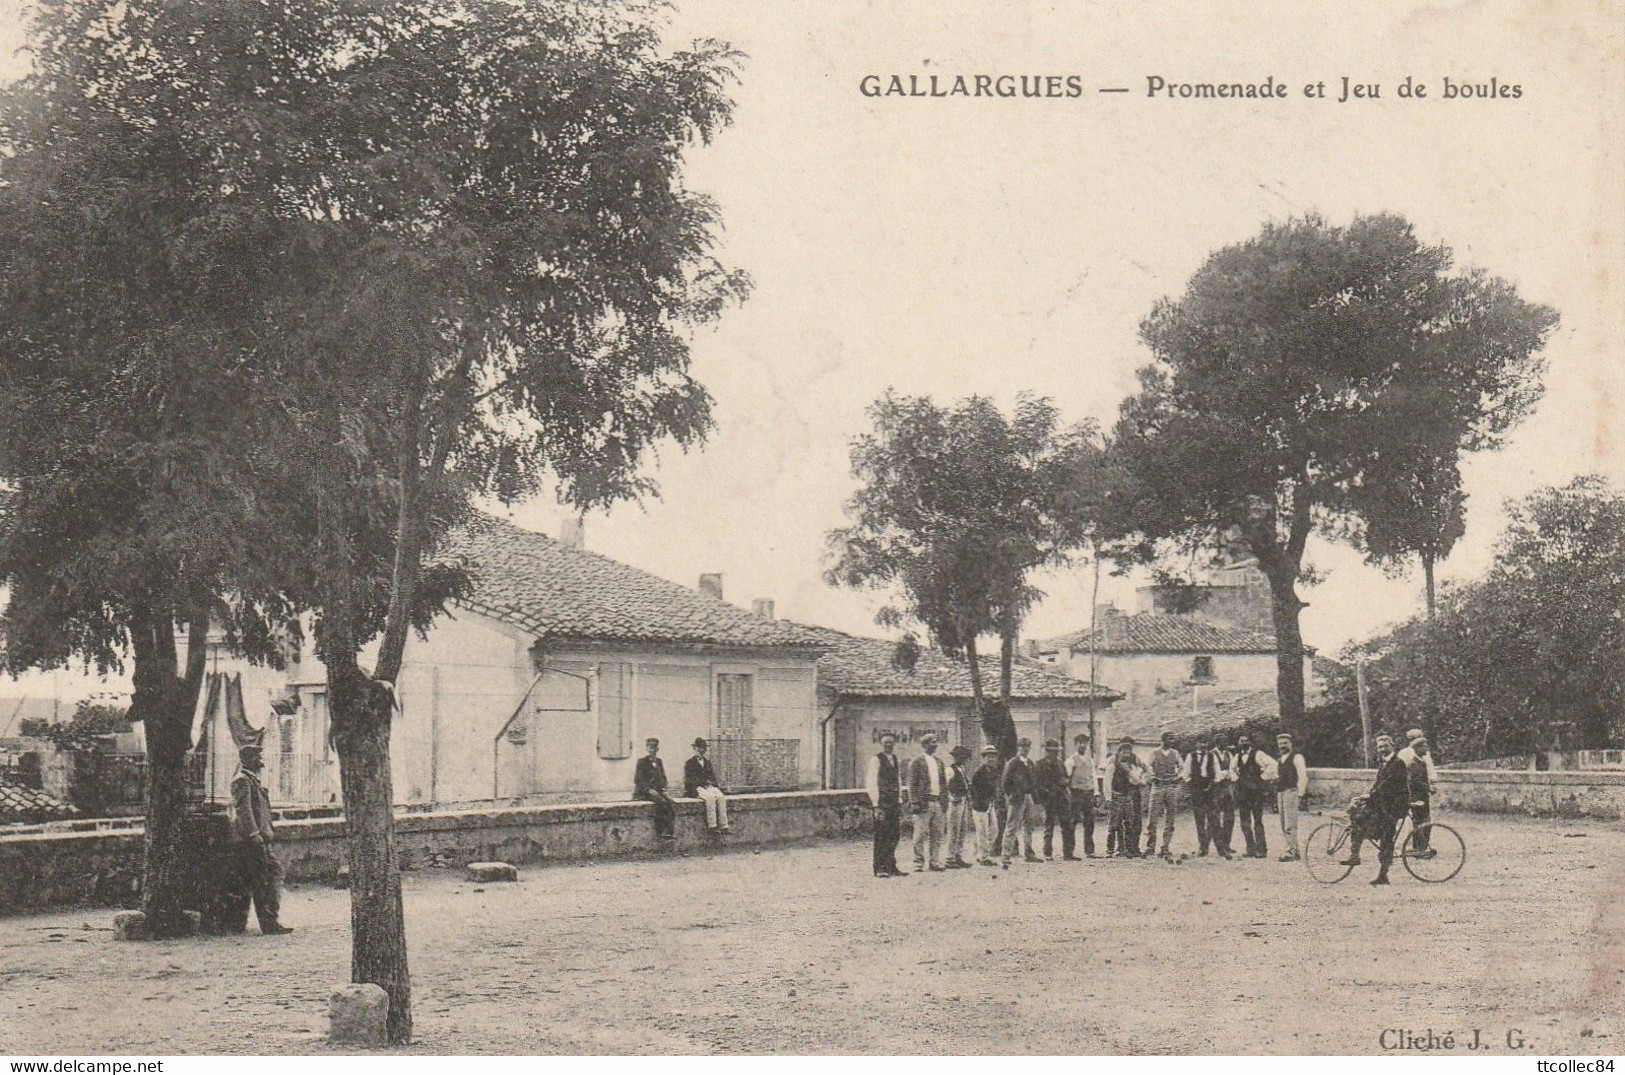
[3,0,744,1041]
[1337,476,1624,760]
[827,392,1087,754]
[1112,213,1557,730]
[0,1,314,937]
[211,1,741,1042]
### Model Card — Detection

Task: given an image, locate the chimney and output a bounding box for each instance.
[559,517,585,549]
[751,598,776,620]
[1023,639,1040,659]
[699,573,724,601]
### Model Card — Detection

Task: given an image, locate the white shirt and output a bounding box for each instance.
[1066,753,1095,789]
[864,751,899,808]
[925,754,942,795]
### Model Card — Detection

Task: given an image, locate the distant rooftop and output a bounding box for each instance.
[1106,686,1279,745]
[806,627,1121,701]
[1037,610,1281,656]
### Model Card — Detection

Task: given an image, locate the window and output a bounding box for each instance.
[1191,655,1215,681]
[715,673,754,738]
[596,662,633,759]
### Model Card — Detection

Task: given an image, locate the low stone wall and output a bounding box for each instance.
[1308,766,1625,820]
[0,790,873,916]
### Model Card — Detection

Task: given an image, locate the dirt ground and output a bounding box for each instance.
[1,812,1622,1055]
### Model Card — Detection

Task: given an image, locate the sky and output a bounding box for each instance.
[0,0,1621,704]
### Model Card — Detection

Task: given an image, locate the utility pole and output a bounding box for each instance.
[1355,657,1373,768]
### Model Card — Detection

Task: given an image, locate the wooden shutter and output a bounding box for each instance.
[596,662,632,759]
[715,673,755,738]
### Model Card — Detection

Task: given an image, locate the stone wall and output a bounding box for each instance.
[1307,767,1625,820]
[0,790,873,916]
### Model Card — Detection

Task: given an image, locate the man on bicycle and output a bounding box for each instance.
[1341,733,1411,885]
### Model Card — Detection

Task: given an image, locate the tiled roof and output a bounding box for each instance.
[1106,687,1279,745]
[438,515,829,651]
[0,777,75,824]
[806,627,1122,701]
[1037,612,1279,656]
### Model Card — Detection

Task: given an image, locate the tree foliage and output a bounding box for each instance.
[827,392,1092,752]
[3,0,745,1038]
[0,0,325,938]
[1333,476,1624,762]
[1110,212,1558,730]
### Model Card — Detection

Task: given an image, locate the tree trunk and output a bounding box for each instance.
[998,631,1014,705]
[964,632,984,706]
[330,655,412,1045]
[132,610,209,940]
[141,735,194,937]
[1422,553,1437,620]
[1263,569,1308,732]
[1087,547,1101,766]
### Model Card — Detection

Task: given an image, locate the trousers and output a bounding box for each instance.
[947,798,971,862]
[972,806,998,862]
[1001,794,1036,859]
[230,840,284,933]
[1192,787,1235,853]
[695,785,729,830]
[1145,784,1179,853]
[1070,788,1097,855]
[873,804,902,874]
[1409,801,1431,850]
[1236,789,1268,855]
[641,791,676,837]
[1108,791,1141,856]
[1278,789,1301,857]
[1043,796,1074,857]
[912,801,946,869]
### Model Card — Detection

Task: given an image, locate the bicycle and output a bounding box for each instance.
[1302,807,1466,884]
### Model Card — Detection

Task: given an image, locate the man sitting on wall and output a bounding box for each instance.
[684,737,731,834]
[634,737,677,839]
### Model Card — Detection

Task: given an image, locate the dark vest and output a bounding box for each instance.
[1236,749,1264,792]
[1189,751,1215,793]
[875,752,901,806]
[1277,753,1300,793]
[1111,760,1135,794]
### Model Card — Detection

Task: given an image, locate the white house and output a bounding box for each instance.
[192,515,830,807]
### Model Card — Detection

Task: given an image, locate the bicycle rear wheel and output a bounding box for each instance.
[1402,821,1466,882]
[1304,821,1356,884]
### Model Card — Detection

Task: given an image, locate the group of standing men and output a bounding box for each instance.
[1102,730,1310,861]
[864,726,1319,877]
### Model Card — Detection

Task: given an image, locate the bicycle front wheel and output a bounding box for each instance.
[1402,821,1466,882]
[1304,821,1356,884]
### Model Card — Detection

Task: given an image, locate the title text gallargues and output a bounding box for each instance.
[860,74,1085,99]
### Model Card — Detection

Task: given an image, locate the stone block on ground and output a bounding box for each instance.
[328,983,389,1047]
[465,861,518,883]
[112,911,149,941]
[333,866,351,889]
